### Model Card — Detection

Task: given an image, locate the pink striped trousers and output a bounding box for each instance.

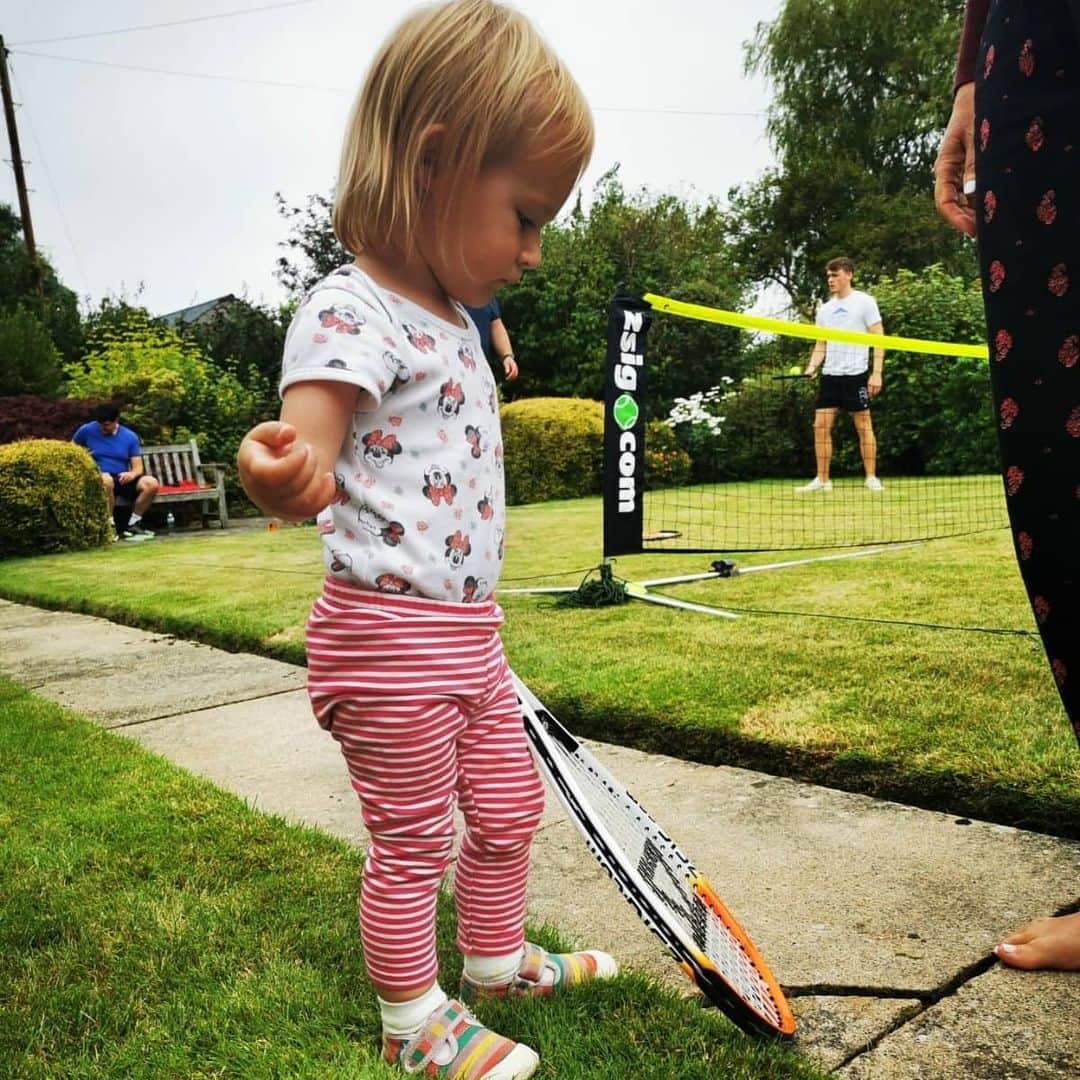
[306,577,545,994]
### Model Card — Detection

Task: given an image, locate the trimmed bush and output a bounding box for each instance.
[0,439,112,558]
[0,395,103,445]
[501,397,603,504]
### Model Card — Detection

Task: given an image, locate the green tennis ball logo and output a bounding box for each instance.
[613,394,639,431]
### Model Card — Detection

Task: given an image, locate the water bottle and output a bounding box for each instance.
[166,511,176,530]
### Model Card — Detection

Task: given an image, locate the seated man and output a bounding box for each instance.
[72,403,160,540]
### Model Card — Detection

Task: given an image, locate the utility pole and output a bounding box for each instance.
[0,34,43,296]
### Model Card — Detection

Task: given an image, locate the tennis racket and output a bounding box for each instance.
[513,673,796,1040]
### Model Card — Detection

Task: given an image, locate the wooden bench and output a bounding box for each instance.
[126,440,230,529]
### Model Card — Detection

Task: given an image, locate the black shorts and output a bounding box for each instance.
[109,473,142,503]
[815,373,870,412]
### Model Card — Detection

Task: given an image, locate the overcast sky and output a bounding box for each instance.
[1,0,782,317]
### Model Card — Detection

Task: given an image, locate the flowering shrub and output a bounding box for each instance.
[664,379,735,479]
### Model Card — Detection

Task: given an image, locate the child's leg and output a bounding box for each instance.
[306,586,542,1076]
[331,695,466,996]
[332,690,542,1078]
[453,645,618,999]
[453,651,545,962]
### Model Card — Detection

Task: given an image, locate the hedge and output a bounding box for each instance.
[501,397,603,504]
[0,439,112,557]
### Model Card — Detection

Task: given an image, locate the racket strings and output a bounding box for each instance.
[555,743,783,1027]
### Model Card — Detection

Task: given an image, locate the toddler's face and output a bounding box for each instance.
[424,143,580,308]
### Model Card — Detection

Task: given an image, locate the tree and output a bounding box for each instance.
[0,204,81,365]
[865,264,995,474]
[274,192,348,295]
[502,169,752,415]
[730,0,974,310]
[0,306,63,397]
[184,297,291,422]
[66,310,260,465]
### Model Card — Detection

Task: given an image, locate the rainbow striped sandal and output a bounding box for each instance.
[382,998,538,1079]
[460,941,619,1003]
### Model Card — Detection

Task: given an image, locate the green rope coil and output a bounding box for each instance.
[553,562,631,608]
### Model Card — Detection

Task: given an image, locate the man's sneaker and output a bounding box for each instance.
[865,476,884,492]
[122,524,155,541]
[461,942,619,1003]
[383,998,538,1079]
[795,477,832,493]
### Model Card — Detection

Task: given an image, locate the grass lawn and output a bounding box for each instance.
[0,680,823,1079]
[1,491,1077,836]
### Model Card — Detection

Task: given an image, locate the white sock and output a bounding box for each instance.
[128,513,142,526]
[463,949,523,987]
[378,983,448,1037]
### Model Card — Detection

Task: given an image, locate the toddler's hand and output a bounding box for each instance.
[237,421,337,522]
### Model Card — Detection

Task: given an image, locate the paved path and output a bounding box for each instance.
[2,597,1078,1077]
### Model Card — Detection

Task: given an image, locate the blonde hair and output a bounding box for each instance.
[333,0,593,256]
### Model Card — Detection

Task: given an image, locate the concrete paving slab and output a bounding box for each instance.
[0,599,75,631]
[0,604,168,685]
[0,602,304,725]
[122,690,368,847]
[838,964,1080,1079]
[787,995,922,1072]
[543,740,1080,993]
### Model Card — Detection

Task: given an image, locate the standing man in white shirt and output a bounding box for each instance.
[796,257,886,492]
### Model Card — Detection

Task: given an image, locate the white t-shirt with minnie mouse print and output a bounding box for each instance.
[279,264,504,603]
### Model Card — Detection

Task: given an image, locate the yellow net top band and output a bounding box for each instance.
[642,292,990,360]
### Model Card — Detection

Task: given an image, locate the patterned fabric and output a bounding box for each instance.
[460,941,616,1003]
[306,577,545,992]
[383,999,537,1078]
[974,0,1080,744]
[280,264,505,603]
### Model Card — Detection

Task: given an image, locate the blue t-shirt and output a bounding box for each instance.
[463,298,501,361]
[72,422,142,474]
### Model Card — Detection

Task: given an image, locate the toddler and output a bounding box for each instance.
[237,3,615,1076]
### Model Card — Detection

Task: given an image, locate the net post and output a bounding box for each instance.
[603,292,653,558]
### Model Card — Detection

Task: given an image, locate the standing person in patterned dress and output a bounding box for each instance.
[238,3,617,1077]
[935,0,1080,971]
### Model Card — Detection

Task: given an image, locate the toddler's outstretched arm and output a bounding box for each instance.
[237,381,358,521]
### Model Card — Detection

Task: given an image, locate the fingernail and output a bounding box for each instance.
[996,943,1016,955]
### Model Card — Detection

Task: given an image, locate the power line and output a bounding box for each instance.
[9,51,765,119]
[9,0,320,47]
[9,49,348,95]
